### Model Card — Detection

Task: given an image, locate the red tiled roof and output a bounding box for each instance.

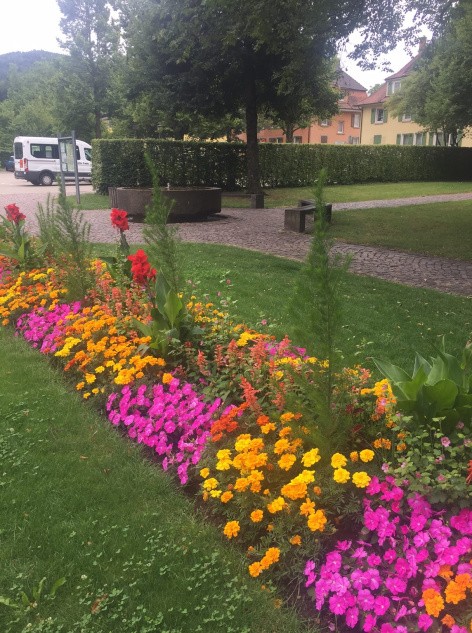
[385,53,421,80]
[358,83,388,106]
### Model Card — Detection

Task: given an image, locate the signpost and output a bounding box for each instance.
[58,131,81,204]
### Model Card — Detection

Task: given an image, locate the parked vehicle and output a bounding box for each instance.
[13,136,92,186]
[4,155,14,172]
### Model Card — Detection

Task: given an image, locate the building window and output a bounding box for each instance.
[373,135,382,145]
[348,136,360,145]
[268,137,283,143]
[293,136,302,144]
[320,119,330,126]
[320,135,328,143]
[402,133,414,145]
[415,132,426,146]
[351,113,361,128]
[402,113,412,122]
[387,80,402,96]
[337,120,345,134]
[371,108,387,124]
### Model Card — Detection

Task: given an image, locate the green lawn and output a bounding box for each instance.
[0,328,310,633]
[173,243,470,371]
[70,181,472,211]
[330,200,472,261]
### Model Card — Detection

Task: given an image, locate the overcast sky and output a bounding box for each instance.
[1,0,413,91]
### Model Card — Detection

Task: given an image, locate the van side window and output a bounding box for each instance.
[30,144,60,159]
[84,148,92,161]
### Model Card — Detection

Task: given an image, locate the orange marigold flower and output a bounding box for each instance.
[422,588,445,618]
[162,372,174,384]
[441,614,455,629]
[307,509,327,532]
[278,453,296,471]
[248,561,263,577]
[220,491,233,503]
[445,579,467,604]
[350,451,359,462]
[250,509,264,523]
[289,535,302,546]
[223,520,240,539]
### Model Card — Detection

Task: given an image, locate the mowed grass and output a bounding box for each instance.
[330,200,472,261]
[71,181,472,212]
[0,328,310,633]
[174,243,472,371]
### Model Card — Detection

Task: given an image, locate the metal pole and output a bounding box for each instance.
[71,130,80,204]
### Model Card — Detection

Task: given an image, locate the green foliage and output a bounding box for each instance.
[92,138,472,194]
[0,205,38,270]
[387,415,471,508]
[36,183,94,301]
[373,337,472,434]
[289,169,350,432]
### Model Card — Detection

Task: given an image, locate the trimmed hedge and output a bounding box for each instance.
[92,138,472,194]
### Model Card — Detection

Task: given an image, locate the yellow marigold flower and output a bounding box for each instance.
[200,467,210,479]
[290,535,302,546]
[278,427,292,438]
[302,448,321,467]
[210,489,222,498]
[267,524,274,532]
[280,412,295,423]
[85,373,96,384]
[282,481,307,500]
[216,458,232,471]
[307,509,327,532]
[350,451,359,462]
[248,561,263,577]
[359,449,375,463]
[278,453,296,471]
[300,498,315,516]
[91,388,99,395]
[261,422,276,434]
[202,477,219,491]
[331,453,347,468]
[352,471,371,488]
[162,372,174,384]
[223,520,240,539]
[267,496,286,513]
[95,365,105,373]
[297,470,315,484]
[234,434,252,452]
[250,509,264,523]
[83,392,91,399]
[422,588,445,618]
[273,370,284,380]
[333,468,351,484]
[274,439,291,455]
[220,491,233,503]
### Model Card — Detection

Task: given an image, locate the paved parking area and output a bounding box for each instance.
[1,181,471,297]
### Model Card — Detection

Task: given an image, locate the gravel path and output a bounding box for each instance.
[2,189,472,297]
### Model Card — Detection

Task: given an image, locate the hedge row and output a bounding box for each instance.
[92,138,472,193]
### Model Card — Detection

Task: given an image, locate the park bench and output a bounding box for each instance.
[284,199,332,233]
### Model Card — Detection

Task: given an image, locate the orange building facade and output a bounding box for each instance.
[238,69,367,145]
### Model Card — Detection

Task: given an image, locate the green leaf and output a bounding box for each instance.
[0,596,19,609]
[413,353,431,378]
[423,379,458,411]
[372,358,411,383]
[164,290,183,328]
[49,577,66,598]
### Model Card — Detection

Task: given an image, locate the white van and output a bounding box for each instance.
[13,136,92,186]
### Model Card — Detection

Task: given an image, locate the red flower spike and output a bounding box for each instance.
[110,208,129,231]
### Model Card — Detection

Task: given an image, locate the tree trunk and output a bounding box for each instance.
[244,73,262,194]
[95,111,102,138]
[285,123,295,143]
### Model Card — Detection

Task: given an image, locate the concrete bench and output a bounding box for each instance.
[284,200,332,232]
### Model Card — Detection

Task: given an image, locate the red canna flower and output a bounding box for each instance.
[127,249,156,285]
[5,203,26,224]
[110,208,129,231]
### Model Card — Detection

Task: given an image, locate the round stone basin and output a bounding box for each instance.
[112,186,222,222]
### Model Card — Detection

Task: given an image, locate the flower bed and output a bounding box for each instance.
[0,199,470,632]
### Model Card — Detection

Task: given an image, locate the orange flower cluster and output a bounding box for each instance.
[422,571,472,629]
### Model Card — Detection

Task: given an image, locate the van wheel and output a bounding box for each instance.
[39,171,54,186]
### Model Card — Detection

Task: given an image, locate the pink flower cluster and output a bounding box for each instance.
[16,303,82,353]
[305,476,472,632]
[106,379,222,485]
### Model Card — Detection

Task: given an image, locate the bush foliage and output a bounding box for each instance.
[92,138,472,193]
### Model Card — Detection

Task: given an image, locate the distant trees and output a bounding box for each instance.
[387,3,472,146]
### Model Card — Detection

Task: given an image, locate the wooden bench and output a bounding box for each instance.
[284,200,332,232]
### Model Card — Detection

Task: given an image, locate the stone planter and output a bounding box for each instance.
[110,186,222,222]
